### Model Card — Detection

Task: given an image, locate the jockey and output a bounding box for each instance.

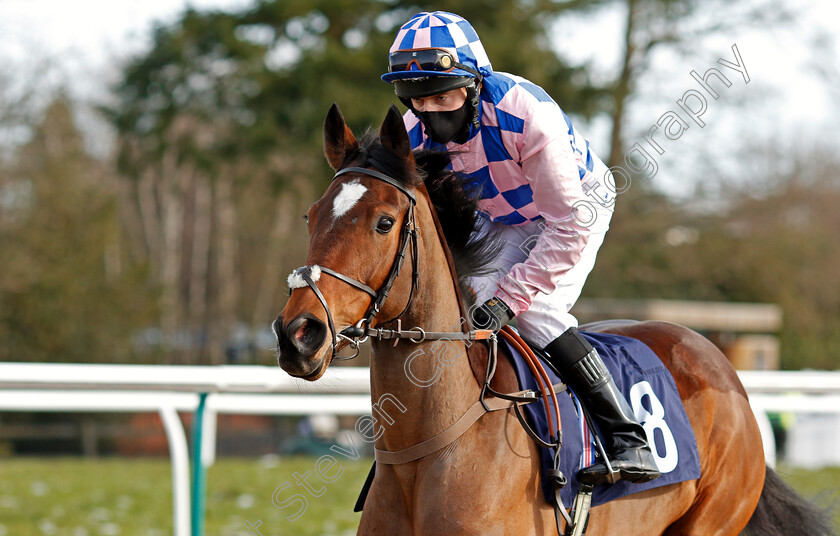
[382,11,660,485]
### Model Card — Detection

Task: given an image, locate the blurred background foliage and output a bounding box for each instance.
[0,0,837,369]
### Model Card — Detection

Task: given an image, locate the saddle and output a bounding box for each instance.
[505,329,701,517]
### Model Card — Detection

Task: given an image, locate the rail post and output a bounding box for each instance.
[191,392,209,536]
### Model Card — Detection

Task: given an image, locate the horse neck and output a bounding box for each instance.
[368,187,480,452]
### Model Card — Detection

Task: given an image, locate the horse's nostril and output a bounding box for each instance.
[294,321,310,344]
[285,315,327,354]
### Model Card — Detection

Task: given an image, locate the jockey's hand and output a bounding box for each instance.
[470,297,513,333]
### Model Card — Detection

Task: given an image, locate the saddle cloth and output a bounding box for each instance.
[504,330,701,506]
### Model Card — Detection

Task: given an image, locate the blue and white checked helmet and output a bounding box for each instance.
[382,12,493,99]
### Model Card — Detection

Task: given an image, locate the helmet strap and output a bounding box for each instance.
[467,81,481,129]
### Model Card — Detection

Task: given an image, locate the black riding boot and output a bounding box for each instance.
[544,327,661,486]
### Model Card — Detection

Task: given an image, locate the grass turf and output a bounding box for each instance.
[0,458,836,535]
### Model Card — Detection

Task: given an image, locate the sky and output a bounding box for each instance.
[1,0,838,196]
[552,0,839,125]
[550,0,840,196]
[1,0,249,63]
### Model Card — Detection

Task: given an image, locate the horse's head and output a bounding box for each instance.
[274,104,420,379]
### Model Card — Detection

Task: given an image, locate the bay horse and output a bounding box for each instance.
[274,104,832,535]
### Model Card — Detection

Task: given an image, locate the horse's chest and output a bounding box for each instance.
[383,423,542,533]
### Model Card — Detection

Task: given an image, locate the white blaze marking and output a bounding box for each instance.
[332,180,367,219]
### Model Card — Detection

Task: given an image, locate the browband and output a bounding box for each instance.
[333,166,417,204]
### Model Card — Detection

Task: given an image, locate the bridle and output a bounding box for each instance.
[287,166,420,361]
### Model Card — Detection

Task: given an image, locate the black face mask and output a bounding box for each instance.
[417,100,471,144]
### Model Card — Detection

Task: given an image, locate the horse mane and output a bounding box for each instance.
[413,150,503,306]
[348,133,502,306]
[346,132,424,190]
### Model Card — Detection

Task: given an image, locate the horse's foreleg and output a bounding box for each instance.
[356,465,415,536]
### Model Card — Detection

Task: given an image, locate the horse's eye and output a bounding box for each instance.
[376,216,395,234]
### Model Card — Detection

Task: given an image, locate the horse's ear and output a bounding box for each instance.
[324,103,358,171]
[379,104,411,159]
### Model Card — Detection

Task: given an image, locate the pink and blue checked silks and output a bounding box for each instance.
[385,12,614,320]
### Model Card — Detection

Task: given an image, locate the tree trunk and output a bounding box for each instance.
[115,169,149,266]
[159,151,194,364]
[251,193,295,330]
[608,0,638,169]
[212,176,239,365]
[136,168,161,268]
[188,174,213,363]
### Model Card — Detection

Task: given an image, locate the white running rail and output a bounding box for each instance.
[2,364,839,534]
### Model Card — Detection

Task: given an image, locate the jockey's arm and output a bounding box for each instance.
[492,106,592,316]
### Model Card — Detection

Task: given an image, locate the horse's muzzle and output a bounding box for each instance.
[274,313,328,378]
